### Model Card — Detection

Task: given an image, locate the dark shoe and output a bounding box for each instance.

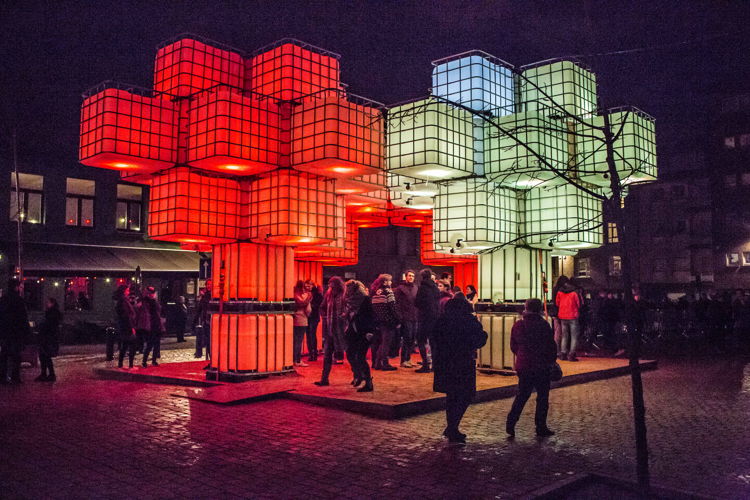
[381,364,397,371]
[567,355,579,362]
[443,428,466,440]
[506,425,515,438]
[152,361,159,367]
[351,378,363,387]
[446,431,466,444]
[117,362,123,368]
[194,353,202,358]
[536,428,555,437]
[559,353,567,361]
[415,366,432,373]
[313,380,329,387]
[47,374,56,382]
[142,362,148,368]
[34,375,48,382]
[357,379,373,392]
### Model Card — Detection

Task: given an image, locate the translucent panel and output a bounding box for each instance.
[117,184,143,201]
[432,52,515,115]
[81,198,94,227]
[484,108,569,188]
[26,192,43,224]
[520,60,597,118]
[66,197,79,226]
[66,178,95,196]
[386,99,474,180]
[523,184,602,249]
[10,173,44,190]
[116,201,128,229]
[576,107,657,187]
[478,247,552,303]
[433,179,518,252]
[128,203,141,231]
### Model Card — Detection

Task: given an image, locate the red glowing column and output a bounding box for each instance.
[291,92,384,178]
[295,214,359,266]
[79,86,178,174]
[148,167,241,244]
[294,260,323,285]
[248,40,341,100]
[154,36,245,97]
[186,89,281,175]
[244,170,344,245]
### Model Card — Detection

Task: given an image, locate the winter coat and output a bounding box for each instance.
[321,290,347,351]
[394,281,418,322]
[293,291,312,327]
[432,298,488,395]
[438,291,454,315]
[115,297,136,340]
[309,287,324,323]
[0,291,30,346]
[140,295,164,334]
[192,293,211,328]
[372,286,399,328]
[38,306,62,357]
[555,284,582,320]
[415,276,440,326]
[344,294,375,344]
[510,312,557,374]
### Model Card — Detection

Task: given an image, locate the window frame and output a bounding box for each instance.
[66,194,96,228]
[10,184,44,225]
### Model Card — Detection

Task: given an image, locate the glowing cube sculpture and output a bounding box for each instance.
[576,107,657,186]
[79,86,178,174]
[523,184,602,249]
[520,60,597,118]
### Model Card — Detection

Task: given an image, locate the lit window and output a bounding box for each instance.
[607,222,619,243]
[116,184,143,232]
[576,257,591,279]
[740,134,750,147]
[66,178,95,227]
[726,253,741,267]
[64,277,94,311]
[724,136,736,148]
[609,255,622,276]
[9,173,44,224]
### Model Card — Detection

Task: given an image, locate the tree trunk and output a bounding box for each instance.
[603,113,650,492]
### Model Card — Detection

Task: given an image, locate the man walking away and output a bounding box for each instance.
[506,298,558,438]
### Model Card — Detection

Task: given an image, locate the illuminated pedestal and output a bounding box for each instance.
[208,242,296,381]
[476,312,517,373]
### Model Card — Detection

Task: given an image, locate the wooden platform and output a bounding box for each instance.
[96,357,657,419]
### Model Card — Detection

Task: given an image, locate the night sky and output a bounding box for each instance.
[2,0,749,170]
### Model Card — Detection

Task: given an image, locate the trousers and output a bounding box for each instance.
[507,370,551,431]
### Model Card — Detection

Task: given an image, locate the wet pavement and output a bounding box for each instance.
[1,349,749,499]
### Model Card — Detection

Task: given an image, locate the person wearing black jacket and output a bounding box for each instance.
[141,287,164,367]
[0,278,30,384]
[506,298,558,438]
[414,268,439,373]
[36,298,62,381]
[307,284,324,362]
[114,285,137,368]
[343,280,375,392]
[433,297,488,443]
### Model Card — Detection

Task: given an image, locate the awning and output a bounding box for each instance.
[2,243,199,273]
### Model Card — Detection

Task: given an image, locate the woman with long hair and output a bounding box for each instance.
[465,285,479,308]
[370,274,399,371]
[36,297,62,381]
[314,276,346,386]
[344,280,375,392]
[293,279,314,367]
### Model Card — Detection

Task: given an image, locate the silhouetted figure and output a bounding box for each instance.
[307,284,324,362]
[344,280,374,392]
[433,297,487,444]
[175,296,187,342]
[0,278,30,384]
[556,278,582,361]
[114,285,137,369]
[140,287,164,367]
[436,280,454,315]
[395,270,418,368]
[314,277,346,387]
[36,298,61,381]
[414,268,440,373]
[193,288,211,359]
[370,274,399,371]
[506,298,558,438]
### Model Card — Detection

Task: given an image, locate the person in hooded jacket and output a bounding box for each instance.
[432,297,487,443]
[414,268,440,373]
[0,278,30,384]
[370,274,399,371]
[506,298,558,438]
[36,297,62,381]
[343,280,375,392]
[555,278,582,361]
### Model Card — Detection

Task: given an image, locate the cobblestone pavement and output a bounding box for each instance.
[1,349,749,499]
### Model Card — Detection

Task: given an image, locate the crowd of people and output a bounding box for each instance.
[113,284,167,369]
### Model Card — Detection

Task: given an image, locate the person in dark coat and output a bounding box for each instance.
[506,298,558,438]
[394,270,418,367]
[141,287,164,367]
[343,280,375,392]
[314,277,346,386]
[0,278,30,384]
[307,284,324,362]
[36,298,62,381]
[114,285,137,369]
[432,297,488,443]
[414,268,440,373]
[193,288,211,358]
[370,274,399,371]
[175,295,188,342]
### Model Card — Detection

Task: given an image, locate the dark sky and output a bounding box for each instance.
[2,0,749,169]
